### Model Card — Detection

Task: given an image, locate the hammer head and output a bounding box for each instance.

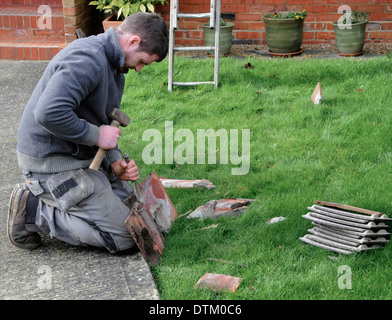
[108,108,131,127]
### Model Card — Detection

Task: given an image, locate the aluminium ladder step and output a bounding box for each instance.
[168,0,221,91]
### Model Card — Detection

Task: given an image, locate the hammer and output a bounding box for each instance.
[89,109,130,171]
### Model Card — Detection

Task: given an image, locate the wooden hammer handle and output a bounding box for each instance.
[89,120,120,171]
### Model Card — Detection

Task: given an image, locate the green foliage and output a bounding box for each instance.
[273,9,307,20]
[120,56,392,300]
[342,10,369,24]
[89,0,166,20]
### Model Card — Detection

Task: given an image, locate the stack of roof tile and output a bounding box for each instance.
[300,201,391,254]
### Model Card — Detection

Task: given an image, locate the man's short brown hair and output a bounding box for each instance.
[117,12,169,62]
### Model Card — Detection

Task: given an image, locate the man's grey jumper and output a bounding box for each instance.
[17,27,125,173]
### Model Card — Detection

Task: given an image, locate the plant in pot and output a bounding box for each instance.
[262,9,307,56]
[332,10,369,56]
[89,0,166,30]
[202,18,235,56]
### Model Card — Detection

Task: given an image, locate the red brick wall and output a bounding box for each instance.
[156,0,392,45]
[62,0,102,43]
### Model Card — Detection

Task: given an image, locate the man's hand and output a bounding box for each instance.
[97,125,122,150]
[113,158,140,181]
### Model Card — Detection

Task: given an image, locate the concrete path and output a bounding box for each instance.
[0,60,159,300]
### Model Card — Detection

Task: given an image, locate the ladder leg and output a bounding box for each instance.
[167,1,175,92]
[214,0,220,88]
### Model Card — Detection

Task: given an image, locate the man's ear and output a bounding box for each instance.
[127,35,141,47]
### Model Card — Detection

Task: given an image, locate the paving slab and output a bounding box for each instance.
[0,60,159,300]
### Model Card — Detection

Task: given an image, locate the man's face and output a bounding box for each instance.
[122,36,159,73]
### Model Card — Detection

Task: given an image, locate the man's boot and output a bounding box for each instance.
[7,183,41,250]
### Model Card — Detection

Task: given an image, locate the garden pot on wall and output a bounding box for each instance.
[102,14,122,31]
[332,20,368,56]
[202,22,235,55]
[262,13,304,55]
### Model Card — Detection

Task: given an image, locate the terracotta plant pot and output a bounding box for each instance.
[202,22,234,55]
[332,20,368,55]
[102,14,122,31]
[262,13,304,54]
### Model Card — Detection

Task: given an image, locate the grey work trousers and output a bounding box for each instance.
[23,168,135,253]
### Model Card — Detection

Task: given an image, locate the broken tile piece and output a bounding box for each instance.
[159,178,215,190]
[267,216,287,224]
[187,198,254,220]
[194,273,242,292]
[311,82,322,105]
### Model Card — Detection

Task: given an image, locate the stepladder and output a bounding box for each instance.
[168,0,221,92]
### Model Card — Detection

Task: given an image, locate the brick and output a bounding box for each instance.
[303,5,329,13]
[2,46,10,59]
[258,0,286,4]
[177,20,199,29]
[195,273,242,292]
[22,15,30,28]
[9,46,16,59]
[186,30,203,38]
[236,31,261,40]
[222,4,250,13]
[303,31,315,39]
[45,47,53,60]
[305,22,326,30]
[16,46,24,60]
[174,30,184,38]
[368,22,382,30]
[383,22,392,29]
[23,46,31,60]
[31,46,39,60]
[175,38,200,46]
[369,31,392,38]
[357,5,386,12]
[250,5,275,13]
[9,28,31,37]
[52,47,60,57]
[314,0,341,3]
[287,0,314,4]
[38,46,46,60]
[9,15,16,28]
[249,22,265,30]
[0,29,9,37]
[315,31,335,40]
[16,15,23,27]
[178,4,198,13]
[370,13,392,20]
[236,13,261,21]
[315,13,341,21]
[30,15,37,28]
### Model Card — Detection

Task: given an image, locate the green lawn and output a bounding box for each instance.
[120,55,392,300]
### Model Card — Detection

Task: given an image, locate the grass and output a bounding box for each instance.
[119,55,392,300]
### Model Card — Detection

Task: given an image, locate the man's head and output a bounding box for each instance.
[116,12,169,72]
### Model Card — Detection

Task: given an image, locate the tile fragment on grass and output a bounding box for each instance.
[187,198,255,220]
[160,178,216,190]
[267,216,287,224]
[311,82,322,105]
[194,273,242,292]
